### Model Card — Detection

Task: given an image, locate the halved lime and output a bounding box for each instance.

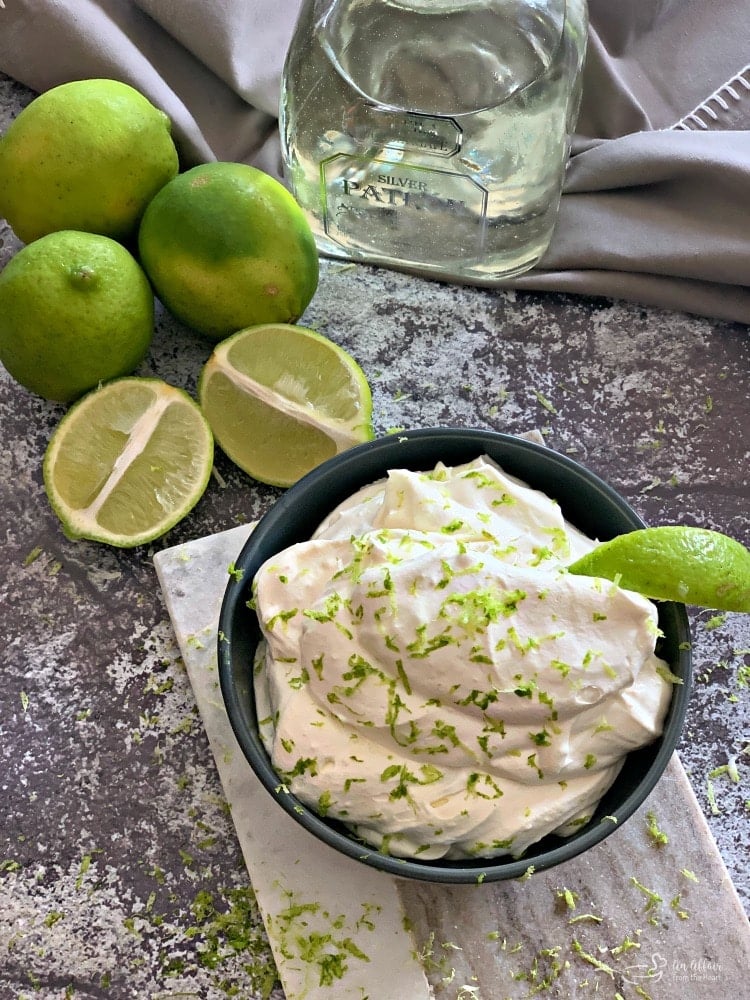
[43,378,214,547]
[568,526,750,612]
[198,324,374,487]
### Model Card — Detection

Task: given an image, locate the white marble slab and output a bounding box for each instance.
[155,523,750,1000]
[154,524,433,1000]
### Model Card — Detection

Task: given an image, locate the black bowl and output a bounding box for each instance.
[218,427,691,883]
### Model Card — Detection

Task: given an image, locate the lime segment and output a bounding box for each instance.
[198,323,374,487]
[568,526,750,612]
[44,378,214,547]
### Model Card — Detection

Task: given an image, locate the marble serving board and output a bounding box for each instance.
[154,524,750,1000]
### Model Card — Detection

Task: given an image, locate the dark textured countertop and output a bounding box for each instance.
[1,71,748,999]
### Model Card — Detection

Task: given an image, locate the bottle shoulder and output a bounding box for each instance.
[286,0,585,116]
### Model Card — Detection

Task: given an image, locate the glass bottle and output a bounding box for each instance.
[280,0,588,283]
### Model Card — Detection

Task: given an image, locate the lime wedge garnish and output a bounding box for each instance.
[568,526,750,611]
[198,323,374,487]
[44,377,214,547]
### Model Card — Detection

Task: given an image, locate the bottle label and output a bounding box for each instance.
[350,110,463,158]
[322,154,489,256]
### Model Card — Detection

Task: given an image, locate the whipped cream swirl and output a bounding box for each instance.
[252,457,673,860]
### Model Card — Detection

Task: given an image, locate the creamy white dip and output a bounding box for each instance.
[252,457,673,860]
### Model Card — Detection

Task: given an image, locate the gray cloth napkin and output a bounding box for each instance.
[1,0,749,324]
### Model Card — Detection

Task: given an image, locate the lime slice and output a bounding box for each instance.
[198,323,374,487]
[568,526,750,612]
[44,378,214,547]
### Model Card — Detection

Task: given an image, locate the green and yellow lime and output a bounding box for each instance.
[198,323,373,487]
[569,526,750,612]
[138,162,319,340]
[43,378,214,548]
[0,78,179,244]
[0,230,154,402]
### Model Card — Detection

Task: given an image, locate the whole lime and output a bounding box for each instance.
[137,162,319,340]
[0,79,179,244]
[0,230,154,402]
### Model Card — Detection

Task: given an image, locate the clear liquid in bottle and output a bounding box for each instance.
[281,0,588,283]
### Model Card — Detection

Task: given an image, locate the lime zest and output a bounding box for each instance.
[22,546,43,567]
[645,810,669,847]
[571,938,615,977]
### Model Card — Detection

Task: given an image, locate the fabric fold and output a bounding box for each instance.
[551,131,750,284]
[0,0,281,166]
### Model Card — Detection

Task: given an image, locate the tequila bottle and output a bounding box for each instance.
[280,0,588,283]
